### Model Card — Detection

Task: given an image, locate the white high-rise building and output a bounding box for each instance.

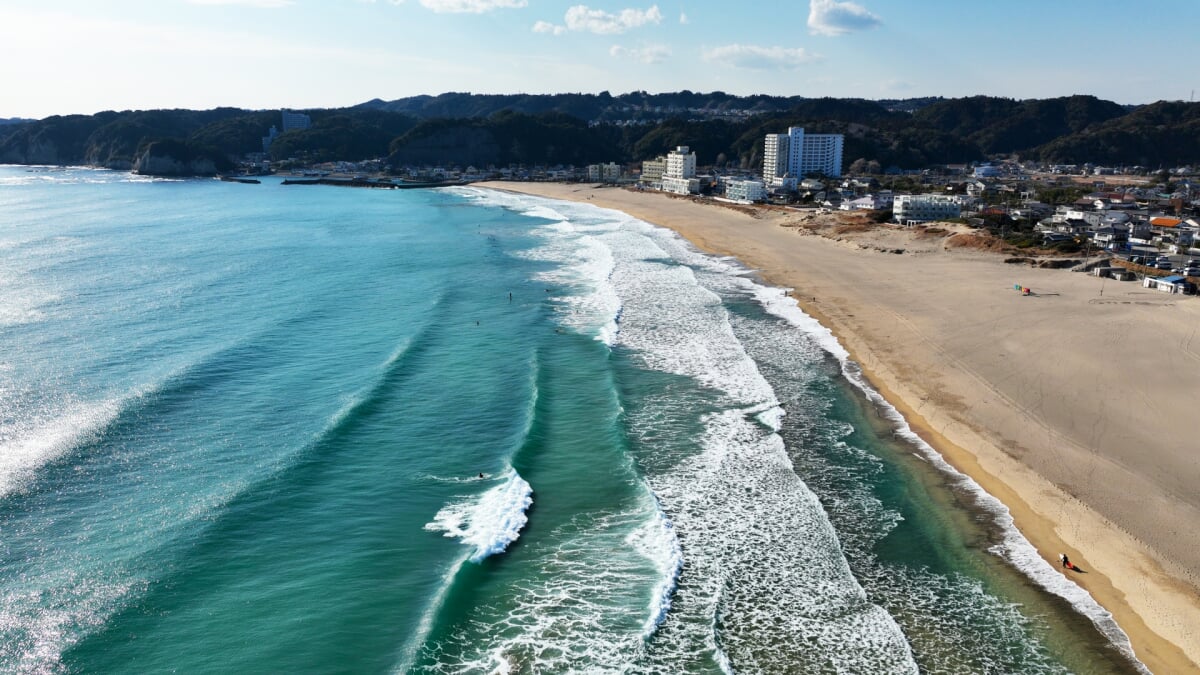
[762,127,844,187]
[763,133,791,188]
[665,145,696,179]
[281,110,312,133]
[799,133,843,178]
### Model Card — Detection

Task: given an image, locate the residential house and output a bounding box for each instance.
[1090,225,1129,250]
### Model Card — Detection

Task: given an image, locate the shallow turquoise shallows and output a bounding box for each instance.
[0,167,1142,673]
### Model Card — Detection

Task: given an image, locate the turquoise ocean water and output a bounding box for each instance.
[0,166,1147,673]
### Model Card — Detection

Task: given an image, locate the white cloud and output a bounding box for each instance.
[807,0,881,36]
[532,20,566,35]
[564,4,663,34]
[610,43,670,64]
[187,0,294,7]
[679,12,688,24]
[418,0,526,13]
[702,44,821,70]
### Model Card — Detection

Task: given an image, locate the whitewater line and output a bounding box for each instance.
[751,283,1151,675]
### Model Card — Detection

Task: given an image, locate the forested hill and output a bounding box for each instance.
[353,91,870,122]
[0,94,1196,173]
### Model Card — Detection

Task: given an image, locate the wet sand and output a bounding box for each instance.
[477,182,1200,674]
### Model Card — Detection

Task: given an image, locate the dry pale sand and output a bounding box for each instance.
[478,181,1200,674]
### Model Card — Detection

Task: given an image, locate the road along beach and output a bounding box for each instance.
[478,181,1200,674]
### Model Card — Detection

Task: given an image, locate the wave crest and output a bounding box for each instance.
[424,470,533,563]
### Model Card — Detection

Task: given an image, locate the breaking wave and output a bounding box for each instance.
[424,469,533,563]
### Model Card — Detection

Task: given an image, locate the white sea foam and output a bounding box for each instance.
[0,576,138,674]
[402,471,539,672]
[424,469,533,563]
[412,505,676,673]
[458,189,918,672]
[654,226,1147,669]
[592,205,914,671]
[519,204,568,222]
[395,556,469,675]
[754,273,1151,673]
[627,498,684,639]
[0,398,124,498]
[458,188,626,345]
[531,227,622,345]
[0,166,178,185]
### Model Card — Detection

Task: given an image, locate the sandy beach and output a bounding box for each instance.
[478,181,1200,674]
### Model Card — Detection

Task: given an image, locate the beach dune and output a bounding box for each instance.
[479,182,1200,674]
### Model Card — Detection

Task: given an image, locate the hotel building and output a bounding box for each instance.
[763,127,844,188]
[661,146,700,195]
[281,110,312,133]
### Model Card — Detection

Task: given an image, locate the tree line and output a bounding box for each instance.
[0,94,1195,172]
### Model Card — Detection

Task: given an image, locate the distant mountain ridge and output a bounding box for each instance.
[352,91,949,122]
[1,93,1197,174]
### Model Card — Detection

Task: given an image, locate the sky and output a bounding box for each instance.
[1,0,1197,119]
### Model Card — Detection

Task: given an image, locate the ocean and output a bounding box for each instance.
[0,166,1145,673]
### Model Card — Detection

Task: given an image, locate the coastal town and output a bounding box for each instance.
[6,97,1200,673]
[9,0,1200,670]
[251,109,1200,297]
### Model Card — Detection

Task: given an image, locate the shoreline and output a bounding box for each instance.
[475,181,1200,674]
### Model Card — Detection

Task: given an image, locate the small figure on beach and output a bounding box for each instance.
[1059,553,1073,570]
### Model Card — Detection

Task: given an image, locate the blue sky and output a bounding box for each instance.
[1,0,1196,118]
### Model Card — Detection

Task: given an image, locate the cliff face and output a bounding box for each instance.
[132,139,229,177]
[133,152,217,177]
[0,134,62,165]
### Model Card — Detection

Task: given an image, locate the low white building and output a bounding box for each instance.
[724,178,766,202]
[893,194,962,225]
[841,193,893,211]
[662,176,700,195]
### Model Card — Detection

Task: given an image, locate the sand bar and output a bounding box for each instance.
[477,181,1200,674]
